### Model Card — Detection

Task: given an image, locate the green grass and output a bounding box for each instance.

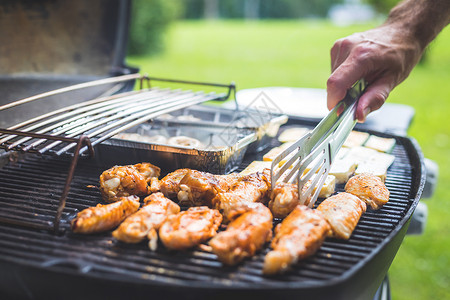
[127,20,450,299]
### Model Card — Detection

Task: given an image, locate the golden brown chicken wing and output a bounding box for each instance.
[158,169,190,199]
[263,205,330,275]
[345,173,390,210]
[133,162,161,183]
[209,202,273,265]
[177,170,240,206]
[212,171,270,221]
[71,196,140,234]
[268,182,299,219]
[159,206,222,250]
[112,193,180,247]
[317,192,366,239]
[99,163,158,202]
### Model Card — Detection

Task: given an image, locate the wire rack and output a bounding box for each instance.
[0,73,235,232]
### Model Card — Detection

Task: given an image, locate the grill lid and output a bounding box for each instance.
[0,0,136,127]
[0,0,131,78]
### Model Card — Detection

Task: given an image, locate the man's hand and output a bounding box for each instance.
[326,0,450,122]
[327,26,422,122]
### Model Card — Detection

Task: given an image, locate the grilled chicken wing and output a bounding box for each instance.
[133,162,161,183]
[99,163,159,202]
[317,192,366,239]
[212,171,270,221]
[209,202,273,265]
[159,169,190,199]
[112,193,180,247]
[71,196,140,234]
[159,206,222,250]
[263,205,330,275]
[177,170,240,206]
[268,182,299,219]
[345,173,390,210]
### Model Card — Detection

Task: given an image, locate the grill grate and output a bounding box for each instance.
[0,75,234,156]
[0,74,235,232]
[0,133,419,290]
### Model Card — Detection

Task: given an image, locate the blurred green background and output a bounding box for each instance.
[126,1,450,299]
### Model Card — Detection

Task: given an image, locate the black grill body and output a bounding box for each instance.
[0,126,425,300]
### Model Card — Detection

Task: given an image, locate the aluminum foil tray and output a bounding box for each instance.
[151,105,288,153]
[96,122,255,175]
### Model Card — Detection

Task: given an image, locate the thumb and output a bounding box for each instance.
[356,78,393,122]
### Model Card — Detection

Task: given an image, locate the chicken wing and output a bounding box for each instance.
[158,168,190,199]
[212,171,270,221]
[177,170,240,206]
[209,202,273,265]
[71,195,140,234]
[345,173,390,209]
[99,163,158,202]
[268,182,299,219]
[159,206,222,250]
[133,162,161,183]
[263,205,330,275]
[112,193,180,247]
[317,192,366,239]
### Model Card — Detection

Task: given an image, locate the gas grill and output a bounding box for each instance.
[0,1,430,300]
[0,125,425,300]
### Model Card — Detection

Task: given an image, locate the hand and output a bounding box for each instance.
[327,25,423,122]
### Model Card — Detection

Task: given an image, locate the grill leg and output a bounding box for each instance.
[373,275,391,300]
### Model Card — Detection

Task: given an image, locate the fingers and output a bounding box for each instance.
[355,77,393,122]
[330,33,365,72]
[330,41,345,72]
[327,61,366,110]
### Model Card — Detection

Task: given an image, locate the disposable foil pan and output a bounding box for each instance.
[151,105,288,153]
[96,121,256,174]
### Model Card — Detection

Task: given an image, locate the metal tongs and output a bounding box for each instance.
[270,79,367,207]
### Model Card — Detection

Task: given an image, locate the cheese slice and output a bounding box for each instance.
[240,161,272,176]
[329,159,358,184]
[354,163,388,183]
[343,131,370,148]
[263,142,294,162]
[278,127,310,143]
[318,175,336,198]
[302,174,336,199]
[364,135,396,153]
[335,147,350,160]
[346,146,379,165]
[365,151,395,170]
[353,151,394,183]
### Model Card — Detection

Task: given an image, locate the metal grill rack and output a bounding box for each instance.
[0,74,235,231]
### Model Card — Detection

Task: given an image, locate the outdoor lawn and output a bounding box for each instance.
[127,20,450,299]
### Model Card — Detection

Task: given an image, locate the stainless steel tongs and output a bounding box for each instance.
[270,79,367,207]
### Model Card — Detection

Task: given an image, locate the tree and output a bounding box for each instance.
[128,0,181,56]
[363,0,399,14]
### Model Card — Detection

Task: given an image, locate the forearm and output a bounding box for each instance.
[384,0,450,52]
